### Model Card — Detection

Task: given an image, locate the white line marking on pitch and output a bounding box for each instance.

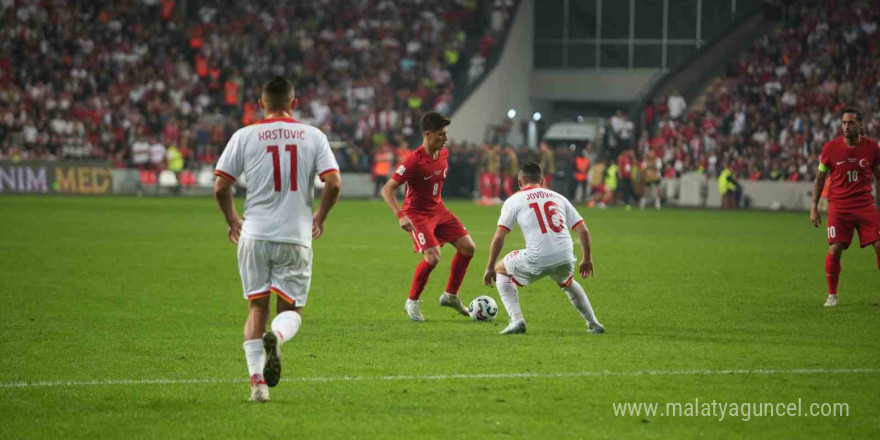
[1,368,876,389]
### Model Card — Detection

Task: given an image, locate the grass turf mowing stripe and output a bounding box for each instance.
[2,368,877,389]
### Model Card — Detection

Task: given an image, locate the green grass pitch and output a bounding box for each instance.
[0,196,878,439]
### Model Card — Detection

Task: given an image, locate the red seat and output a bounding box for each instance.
[139,170,157,185]
[179,170,196,187]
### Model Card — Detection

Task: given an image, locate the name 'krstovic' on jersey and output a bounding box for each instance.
[497,185,585,269]
[214,117,339,247]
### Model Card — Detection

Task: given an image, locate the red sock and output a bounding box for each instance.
[445,252,473,295]
[409,260,436,300]
[825,253,841,295]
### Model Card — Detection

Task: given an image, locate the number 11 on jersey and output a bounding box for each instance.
[267,144,298,192]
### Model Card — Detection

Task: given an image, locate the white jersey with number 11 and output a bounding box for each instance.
[214,117,339,247]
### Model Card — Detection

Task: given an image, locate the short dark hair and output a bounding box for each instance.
[419,112,451,133]
[262,76,294,111]
[842,107,862,122]
[519,162,543,183]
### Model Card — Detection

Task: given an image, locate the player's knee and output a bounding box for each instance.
[423,249,442,266]
[458,241,476,257]
[494,260,506,274]
[829,243,845,257]
[248,295,271,310]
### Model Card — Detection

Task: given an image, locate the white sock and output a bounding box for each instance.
[271,311,302,345]
[243,339,265,377]
[563,282,599,325]
[495,274,523,322]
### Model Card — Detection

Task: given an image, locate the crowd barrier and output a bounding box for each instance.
[0,162,378,198]
[3,163,861,212]
[666,172,816,211]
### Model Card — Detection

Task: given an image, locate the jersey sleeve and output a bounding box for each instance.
[391,153,416,185]
[874,140,880,167]
[564,197,584,230]
[315,133,340,181]
[818,142,832,173]
[497,199,515,231]
[214,131,243,182]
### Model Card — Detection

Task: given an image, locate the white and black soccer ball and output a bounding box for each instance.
[468,295,498,321]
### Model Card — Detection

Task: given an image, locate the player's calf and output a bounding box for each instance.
[874,241,880,270]
[263,310,302,387]
[562,281,601,330]
[824,246,842,306]
[495,274,524,324]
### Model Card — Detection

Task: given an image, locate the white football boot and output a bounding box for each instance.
[588,322,606,334]
[249,374,269,403]
[498,319,527,335]
[439,292,470,316]
[824,295,839,307]
[405,299,425,321]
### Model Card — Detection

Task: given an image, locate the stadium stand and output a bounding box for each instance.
[639,0,880,182]
[0,0,518,172]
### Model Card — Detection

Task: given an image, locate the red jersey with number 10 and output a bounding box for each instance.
[819,136,879,211]
[391,145,449,216]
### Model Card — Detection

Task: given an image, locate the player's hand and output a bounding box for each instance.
[398,215,414,232]
[810,205,821,228]
[312,212,325,239]
[227,216,243,244]
[579,259,594,279]
[483,269,496,287]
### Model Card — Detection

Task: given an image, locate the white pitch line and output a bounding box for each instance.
[1,368,877,389]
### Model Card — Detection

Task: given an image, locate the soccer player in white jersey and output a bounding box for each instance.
[213,77,342,402]
[483,162,603,335]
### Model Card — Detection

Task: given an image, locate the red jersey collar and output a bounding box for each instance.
[520,185,541,192]
[417,144,443,161]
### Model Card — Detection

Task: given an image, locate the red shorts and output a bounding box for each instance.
[826,205,880,248]
[407,210,469,252]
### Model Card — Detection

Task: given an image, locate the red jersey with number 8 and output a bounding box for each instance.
[819,136,880,211]
[391,145,449,216]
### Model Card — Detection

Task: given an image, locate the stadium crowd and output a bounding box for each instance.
[639,0,880,183]
[0,0,516,170]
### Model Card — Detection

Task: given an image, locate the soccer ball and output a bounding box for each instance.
[468,295,498,321]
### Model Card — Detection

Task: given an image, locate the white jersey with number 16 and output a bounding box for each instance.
[496,186,584,269]
[214,117,339,247]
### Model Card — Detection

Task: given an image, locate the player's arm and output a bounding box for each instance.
[483,226,510,286]
[873,162,880,208]
[214,175,242,244]
[810,167,828,227]
[313,171,341,239]
[573,222,594,278]
[380,178,414,232]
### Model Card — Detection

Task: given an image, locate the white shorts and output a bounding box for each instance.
[237,237,312,306]
[502,250,575,287]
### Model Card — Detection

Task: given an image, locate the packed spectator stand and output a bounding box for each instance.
[0,0,517,181]
[639,0,880,183]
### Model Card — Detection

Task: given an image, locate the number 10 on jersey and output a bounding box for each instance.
[267,144,298,192]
